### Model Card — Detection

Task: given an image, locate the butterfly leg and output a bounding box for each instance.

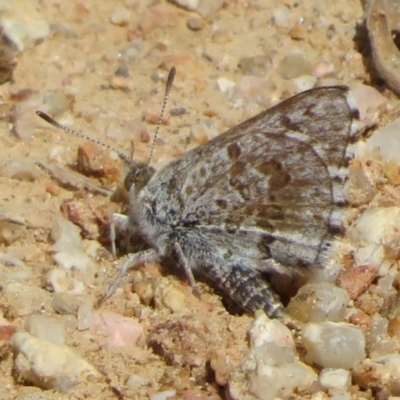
[110,213,131,258]
[173,241,201,298]
[96,248,159,307]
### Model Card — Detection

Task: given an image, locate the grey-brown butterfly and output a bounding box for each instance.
[38,68,359,318]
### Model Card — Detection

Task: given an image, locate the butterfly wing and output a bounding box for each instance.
[143,86,358,272]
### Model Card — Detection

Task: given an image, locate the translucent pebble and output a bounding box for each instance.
[272,5,291,28]
[11,332,99,391]
[319,368,351,393]
[292,75,317,92]
[238,55,272,76]
[287,282,350,323]
[126,374,147,390]
[302,322,366,369]
[347,207,400,246]
[279,51,313,80]
[109,6,130,26]
[24,314,66,345]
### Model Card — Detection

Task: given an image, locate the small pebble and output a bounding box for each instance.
[93,311,144,347]
[11,332,100,391]
[1,2,50,51]
[211,29,232,44]
[292,74,317,92]
[169,0,223,17]
[272,5,291,28]
[302,322,366,369]
[3,282,51,316]
[110,6,131,26]
[216,77,236,93]
[238,55,272,76]
[24,314,66,345]
[114,62,130,78]
[279,51,313,80]
[169,107,187,116]
[126,374,147,390]
[187,16,204,31]
[77,302,96,331]
[52,293,82,316]
[319,369,351,394]
[287,282,350,323]
[150,390,177,400]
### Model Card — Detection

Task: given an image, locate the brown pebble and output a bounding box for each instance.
[348,310,373,329]
[337,265,378,300]
[289,23,306,40]
[388,315,400,337]
[0,325,17,341]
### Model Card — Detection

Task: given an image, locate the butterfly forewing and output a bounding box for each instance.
[142,87,356,271]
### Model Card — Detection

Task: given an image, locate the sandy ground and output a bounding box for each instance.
[0,0,397,399]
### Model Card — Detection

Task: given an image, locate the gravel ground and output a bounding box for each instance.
[1,1,400,399]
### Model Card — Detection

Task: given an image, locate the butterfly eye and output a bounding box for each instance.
[124,164,156,193]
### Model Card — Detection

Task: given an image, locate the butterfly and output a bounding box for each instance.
[38,69,359,318]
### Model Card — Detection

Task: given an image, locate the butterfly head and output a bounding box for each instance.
[124,163,156,195]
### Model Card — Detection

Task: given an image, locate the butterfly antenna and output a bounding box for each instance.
[147,67,176,165]
[35,110,132,167]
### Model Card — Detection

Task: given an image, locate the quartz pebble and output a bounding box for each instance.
[238,55,272,77]
[169,0,224,17]
[287,282,350,322]
[51,216,95,274]
[47,268,85,294]
[302,322,366,369]
[319,368,351,394]
[24,315,66,345]
[0,157,41,182]
[126,374,147,390]
[272,5,291,28]
[228,313,317,400]
[216,77,236,93]
[109,6,130,26]
[0,0,50,51]
[365,117,400,183]
[279,51,313,80]
[3,282,51,316]
[150,390,177,400]
[292,74,317,92]
[11,332,100,392]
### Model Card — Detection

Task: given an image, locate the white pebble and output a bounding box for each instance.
[347,207,400,246]
[249,313,296,363]
[169,0,223,17]
[272,5,291,28]
[228,313,318,400]
[0,157,41,181]
[110,6,131,26]
[216,77,236,93]
[1,1,50,51]
[77,302,96,331]
[365,116,400,164]
[126,374,147,390]
[11,332,99,391]
[24,315,66,345]
[302,322,366,369]
[150,390,177,400]
[51,217,95,273]
[3,282,51,316]
[47,268,85,294]
[292,75,317,92]
[319,368,351,393]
